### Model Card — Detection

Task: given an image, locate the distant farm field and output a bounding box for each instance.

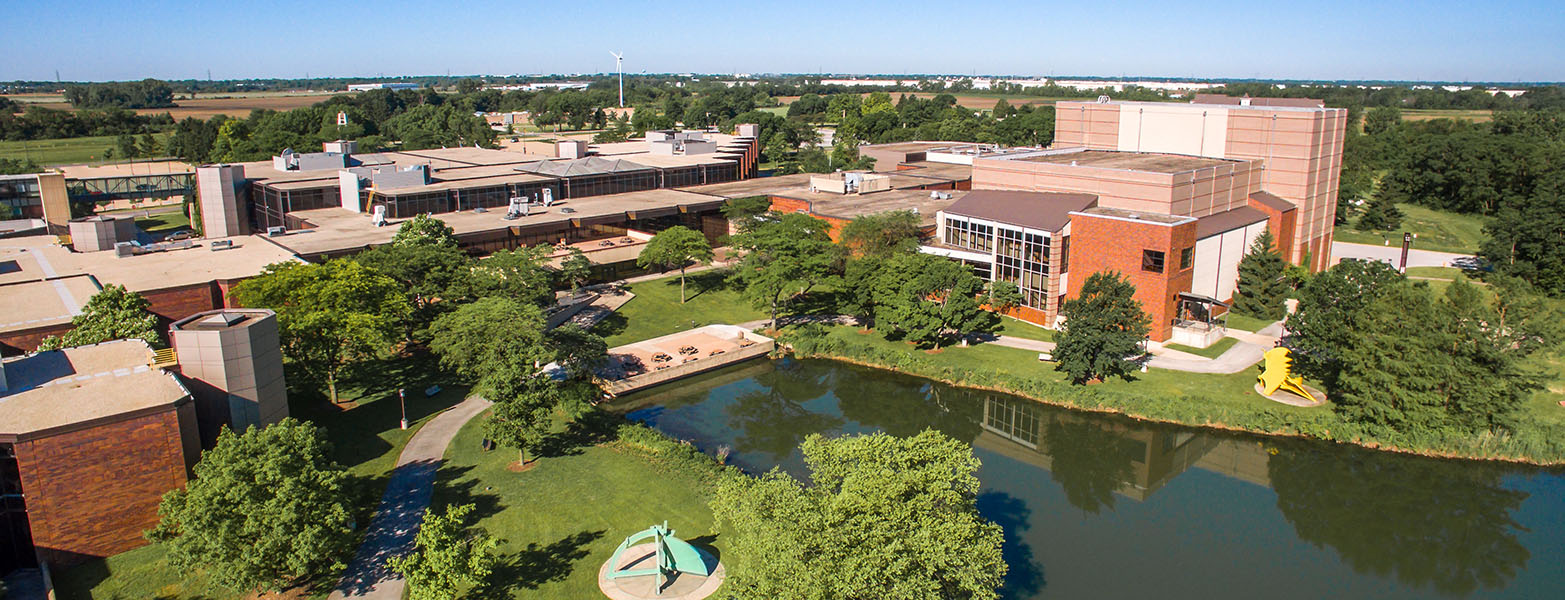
[3,90,341,120]
[1399,108,1492,122]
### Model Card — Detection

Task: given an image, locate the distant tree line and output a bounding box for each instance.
[0,106,171,141]
[62,78,176,109]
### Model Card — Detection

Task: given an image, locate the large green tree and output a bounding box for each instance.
[636,225,714,303]
[837,211,921,258]
[1054,271,1151,384]
[1283,259,1404,391]
[873,251,995,349]
[386,503,499,600]
[711,430,1006,600]
[469,245,556,309]
[1481,173,1565,295]
[148,419,355,593]
[230,260,410,402]
[1231,230,1289,320]
[730,212,840,326]
[37,284,161,351]
[391,214,459,248]
[559,247,594,295]
[355,242,473,338]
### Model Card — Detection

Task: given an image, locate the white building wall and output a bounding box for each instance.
[1117,104,1230,158]
[1192,221,1269,302]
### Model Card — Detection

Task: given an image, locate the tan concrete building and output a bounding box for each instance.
[170,309,288,446]
[1054,97,1347,271]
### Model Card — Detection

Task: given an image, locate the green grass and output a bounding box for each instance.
[52,352,468,600]
[1405,266,1464,280]
[1223,313,1276,333]
[592,270,767,346]
[995,315,1056,342]
[758,106,789,116]
[133,210,190,233]
[432,412,728,599]
[0,134,170,166]
[1164,336,1240,359]
[1335,203,1489,254]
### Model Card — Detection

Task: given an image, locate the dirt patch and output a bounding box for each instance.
[507,460,541,473]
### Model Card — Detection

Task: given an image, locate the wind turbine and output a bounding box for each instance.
[610,51,624,107]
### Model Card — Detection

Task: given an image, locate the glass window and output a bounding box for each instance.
[1180,247,1194,270]
[1142,249,1166,274]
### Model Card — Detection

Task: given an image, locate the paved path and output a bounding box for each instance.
[1146,341,1268,374]
[328,395,493,599]
[1331,241,1477,269]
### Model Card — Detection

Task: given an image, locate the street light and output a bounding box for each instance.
[398,388,409,430]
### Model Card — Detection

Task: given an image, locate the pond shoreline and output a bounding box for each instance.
[780,347,1565,467]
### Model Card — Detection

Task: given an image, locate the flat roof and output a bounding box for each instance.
[778,189,970,227]
[0,275,100,335]
[1248,191,1295,212]
[887,161,974,181]
[170,308,275,332]
[861,141,960,153]
[1,339,189,438]
[1074,206,1197,226]
[618,153,737,169]
[942,191,1099,232]
[676,173,817,199]
[271,189,726,256]
[0,234,302,293]
[55,161,195,179]
[1196,206,1270,239]
[1062,98,1342,114]
[1015,150,1237,174]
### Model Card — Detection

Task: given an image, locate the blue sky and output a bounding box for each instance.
[2,0,1560,82]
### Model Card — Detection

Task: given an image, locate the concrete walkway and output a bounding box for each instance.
[328,395,493,599]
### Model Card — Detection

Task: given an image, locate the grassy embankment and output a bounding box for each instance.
[778,322,1565,464]
[51,352,468,600]
[1335,203,1489,255]
[0,134,168,166]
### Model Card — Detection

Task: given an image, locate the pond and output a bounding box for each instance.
[608,358,1565,599]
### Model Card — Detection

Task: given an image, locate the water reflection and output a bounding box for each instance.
[1268,443,1531,596]
[611,358,1554,599]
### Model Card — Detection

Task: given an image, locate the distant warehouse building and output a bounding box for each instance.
[345,82,422,91]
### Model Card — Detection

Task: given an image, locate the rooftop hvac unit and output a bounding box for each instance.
[542,187,554,206]
[371,205,388,227]
[266,226,287,237]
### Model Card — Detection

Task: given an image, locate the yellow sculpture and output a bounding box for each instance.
[1258,347,1312,399]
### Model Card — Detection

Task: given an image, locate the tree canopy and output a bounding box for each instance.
[1283,259,1406,391]
[729,212,840,326]
[837,211,922,258]
[391,214,459,248]
[636,225,714,303]
[1054,271,1151,384]
[37,284,161,351]
[230,260,410,402]
[148,419,355,592]
[711,430,1006,600]
[386,503,499,600]
[872,251,996,349]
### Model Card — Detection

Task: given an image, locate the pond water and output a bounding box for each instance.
[609,358,1565,599]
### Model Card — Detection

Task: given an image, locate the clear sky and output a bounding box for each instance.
[2,0,1560,83]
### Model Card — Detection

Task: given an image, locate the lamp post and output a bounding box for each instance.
[399,388,409,430]
[1399,232,1414,273]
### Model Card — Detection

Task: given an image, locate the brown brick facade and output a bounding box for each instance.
[1065,214,1196,342]
[12,403,194,566]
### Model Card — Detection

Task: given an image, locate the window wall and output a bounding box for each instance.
[564,171,657,199]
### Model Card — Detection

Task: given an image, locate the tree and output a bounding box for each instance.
[230,260,410,402]
[138,132,161,158]
[991,98,1013,119]
[720,196,772,233]
[355,242,474,338]
[391,214,459,248]
[116,133,138,161]
[873,252,994,349]
[36,284,160,351]
[147,419,355,592]
[636,225,714,303]
[1355,193,1404,231]
[386,503,499,600]
[837,211,921,258]
[545,324,608,379]
[1481,175,1565,295]
[986,279,1022,314]
[1054,271,1151,383]
[1283,259,1404,391]
[711,430,1006,600]
[1362,106,1402,136]
[469,245,555,309]
[560,247,594,295]
[1231,230,1289,320]
[730,212,840,326]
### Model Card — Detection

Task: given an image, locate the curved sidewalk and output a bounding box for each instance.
[328,395,493,599]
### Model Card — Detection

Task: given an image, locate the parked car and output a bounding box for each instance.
[165,230,196,241]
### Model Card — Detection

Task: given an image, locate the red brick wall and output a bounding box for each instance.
[13,404,193,566]
[0,322,73,356]
[768,196,811,215]
[1065,214,1197,341]
[1247,198,1299,263]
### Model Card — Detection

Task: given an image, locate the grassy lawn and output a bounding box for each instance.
[1223,313,1276,333]
[1164,336,1240,359]
[133,210,191,233]
[592,270,840,347]
[52,352,468,600]
[1405,266,1466,280]
[431,410,727,599]
[1335,203,1489,254]
[0,134,170,166]
[758,106,788,116]
[995,315,1056,342]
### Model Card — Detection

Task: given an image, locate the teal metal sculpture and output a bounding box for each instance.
[605,522,712,595]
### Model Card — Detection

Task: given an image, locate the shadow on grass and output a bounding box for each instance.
[591,311,629,339]
[474,530,605,597]
[534,409,625,459]
[670,269,735,303]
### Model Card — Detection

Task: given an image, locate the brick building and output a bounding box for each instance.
[1,340,200,571]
